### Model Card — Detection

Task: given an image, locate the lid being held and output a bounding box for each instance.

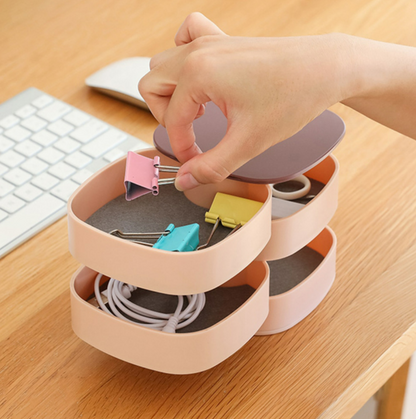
[154,102,345,184]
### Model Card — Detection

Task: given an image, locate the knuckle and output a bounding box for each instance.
[182,49,214,78]
[185,12,204,28]
[149,55,158,69]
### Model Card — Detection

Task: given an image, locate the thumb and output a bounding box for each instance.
[174,124,254,191]
[175,13,226,46]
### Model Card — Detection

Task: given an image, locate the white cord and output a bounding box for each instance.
[94,273,206,333]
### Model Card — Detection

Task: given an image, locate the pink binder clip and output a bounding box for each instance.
[124,152,180,200]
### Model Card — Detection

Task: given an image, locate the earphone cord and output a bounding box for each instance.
[94,273,206,333]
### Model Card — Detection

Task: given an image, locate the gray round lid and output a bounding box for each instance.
[153,102,345,184]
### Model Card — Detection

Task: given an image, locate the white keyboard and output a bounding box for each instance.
[0,87,149,258]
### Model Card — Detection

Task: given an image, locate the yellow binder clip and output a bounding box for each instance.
[205,193,263,229]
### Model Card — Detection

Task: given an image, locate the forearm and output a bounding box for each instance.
[341,35,416,139]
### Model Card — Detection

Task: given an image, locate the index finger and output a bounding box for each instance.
[164,81,209,162]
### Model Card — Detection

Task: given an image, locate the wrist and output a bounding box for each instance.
[326,33,368,104]
[340,34,416,105]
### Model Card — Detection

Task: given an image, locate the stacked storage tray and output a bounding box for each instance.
[68,105,344,374]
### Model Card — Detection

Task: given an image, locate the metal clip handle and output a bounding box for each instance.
[155,165,180,173]
[158,177,176,185]
[109,229,170,240]
[197,219,242,250]
[154,156,180,173]
[197,218,220,250]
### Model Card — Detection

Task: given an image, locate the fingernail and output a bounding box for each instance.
[175,173,200,191]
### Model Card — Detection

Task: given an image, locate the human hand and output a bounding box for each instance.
[139,13,356,191]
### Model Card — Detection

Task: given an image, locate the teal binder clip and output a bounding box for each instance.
[153,223,200,252]
[110,223,201,252]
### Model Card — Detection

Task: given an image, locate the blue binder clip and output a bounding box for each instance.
[109,225,171,247]
[153,223,200,252]
[109,218,234,251]
[109,223,201,252]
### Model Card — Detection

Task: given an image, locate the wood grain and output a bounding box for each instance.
[376,359,411,419]
[1,0,416,418]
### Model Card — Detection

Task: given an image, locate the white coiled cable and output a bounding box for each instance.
[94,273,206,333]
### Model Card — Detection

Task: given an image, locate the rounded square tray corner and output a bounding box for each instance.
[257,154,339,262]
[256,226,336,335]
[70,260,270,374]
[67,148,272,295]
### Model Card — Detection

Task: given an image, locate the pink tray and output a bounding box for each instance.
[67,148,272,295]
[257,155,339,261]
[257,227,336,335]
[70,261,269,374]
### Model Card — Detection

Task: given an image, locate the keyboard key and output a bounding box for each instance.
[53,136,80,154]
[64,151,92,169]
[21,157,48,175]
[37,147,64,164]
[15,105,37,119]
[0,179,15,197]
[50,179,79,201]
[0,135,14,152]
[0,195,25,214]
[72,168,93,184]
[0,89,150,258]
[14,139,42,157]
[0,194,65,251]
[47,120,74,136]
[4,125,31,142]
[0,115,20,129]
[103,148,125,162]
[4,168,32,186]
[48,161,76,180]
[63,110,90,127]
[14,183,43,202]
[32,94,53,109]
[0,163,8,176]
[31,172,60,191]
[21,115,48,132]
[31,129,58,147]
[70,120,108,143]
[0,209,7,222]
[37,101,71,122]
[0,150,25,168]
[81,129,127,158]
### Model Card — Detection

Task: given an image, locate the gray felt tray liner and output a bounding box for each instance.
[93,246,324,333]
[90,246,324,333]
[129,285,255,334]
[268,247,324,296]
[87,179,325,332]
[86,184,230,246]
[91,283,255,334]
[86,179,325,247]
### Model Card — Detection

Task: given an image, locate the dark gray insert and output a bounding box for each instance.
[86,181,326,332]
[268,247,324,296]
[86,181,325,247]
[90,283,255,334]
[86,184,231,247]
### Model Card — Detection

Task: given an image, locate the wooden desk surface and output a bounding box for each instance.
[1,0,416,418]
